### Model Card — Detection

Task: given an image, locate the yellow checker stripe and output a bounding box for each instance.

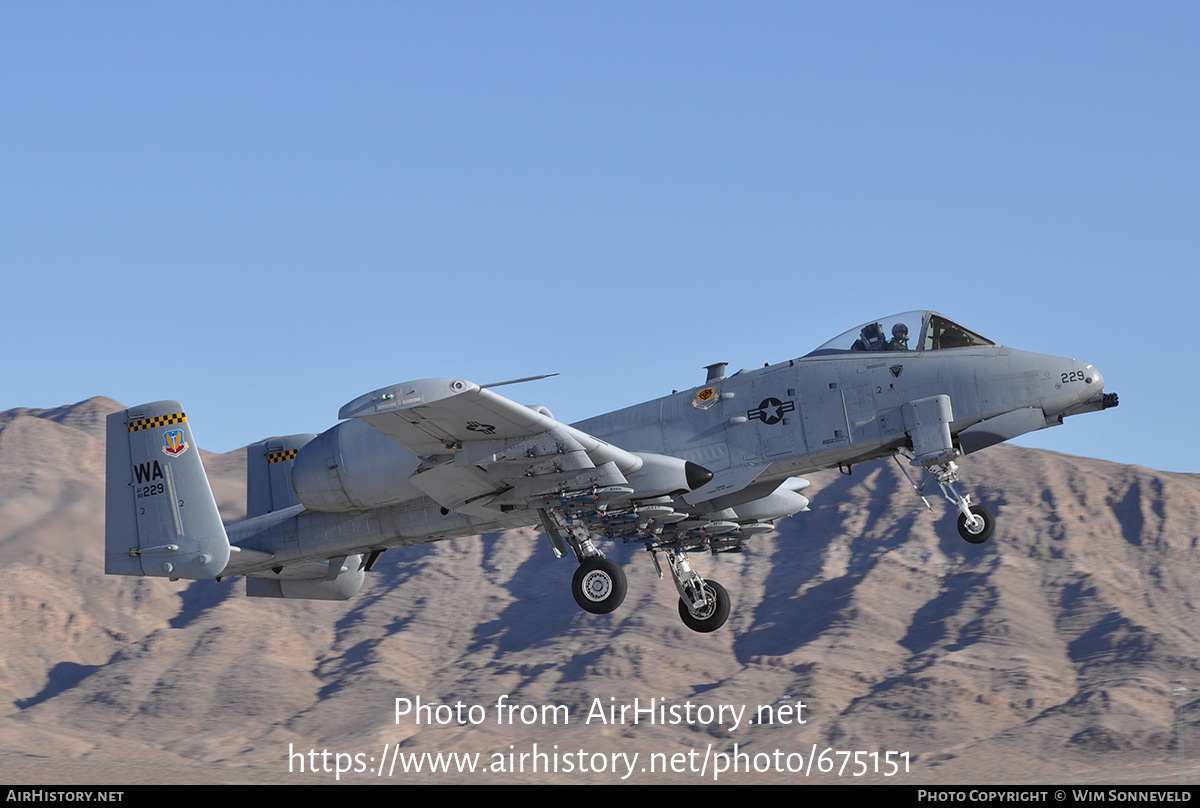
[268,449,299,464]
[128,412,187,432]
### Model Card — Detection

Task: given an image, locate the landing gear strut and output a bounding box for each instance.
[656,549,730,633]
[540,502,731,632]
[542,506,630,616]
[894,451,996,545]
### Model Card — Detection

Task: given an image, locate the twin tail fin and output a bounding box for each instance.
[105,401,229,579]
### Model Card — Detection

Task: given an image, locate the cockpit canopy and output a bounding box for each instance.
[805,311,996,356]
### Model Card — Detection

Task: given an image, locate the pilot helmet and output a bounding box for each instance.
[892,323,909,342]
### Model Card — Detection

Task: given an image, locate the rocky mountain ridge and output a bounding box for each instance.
[0,398,1196,784]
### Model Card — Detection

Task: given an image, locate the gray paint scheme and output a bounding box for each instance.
[103,311,1117,631]
[104,402,229,580]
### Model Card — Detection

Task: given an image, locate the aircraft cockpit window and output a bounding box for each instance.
[805,311,997,356]
[849,321,912,351]
[807,311,924,356]
[923,316,995,351]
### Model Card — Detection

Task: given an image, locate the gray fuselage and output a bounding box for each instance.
[225,343,1106,572]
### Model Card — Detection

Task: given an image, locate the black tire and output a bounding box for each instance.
[957,504,995,544]
[572,557,627,614]
[678,579,731,633]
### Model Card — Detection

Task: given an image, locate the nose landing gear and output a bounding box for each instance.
[897,395,997,546]
[894,451,996,546]
[956,504,995,544]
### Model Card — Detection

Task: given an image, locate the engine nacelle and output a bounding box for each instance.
[291,419,422,512]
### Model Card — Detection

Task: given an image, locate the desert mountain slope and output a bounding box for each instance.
[0,399,1197,784]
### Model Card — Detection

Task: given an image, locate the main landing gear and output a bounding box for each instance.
[539,503,729,633]
[539,505,632,617]
[653,547,730,633]
[572,556,627,614]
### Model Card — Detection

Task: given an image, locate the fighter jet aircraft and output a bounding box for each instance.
[105,311,1118,633]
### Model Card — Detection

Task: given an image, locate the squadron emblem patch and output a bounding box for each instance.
[162,428,189,457]
[692,387,718,411]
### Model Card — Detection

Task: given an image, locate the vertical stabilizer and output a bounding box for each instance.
[246,434,316,517]
[105,401,230,579]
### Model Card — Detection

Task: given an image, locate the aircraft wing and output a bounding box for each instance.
[339,379,647,509]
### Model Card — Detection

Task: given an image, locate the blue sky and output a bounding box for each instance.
[2,3,1196,472]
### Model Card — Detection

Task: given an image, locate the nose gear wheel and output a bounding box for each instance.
[957,504,995,544]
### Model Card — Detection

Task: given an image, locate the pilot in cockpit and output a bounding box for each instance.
[889,323,910,351]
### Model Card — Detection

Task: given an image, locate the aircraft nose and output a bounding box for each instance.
[1039,355,1117,418]
[1088,365,1119,409]
[1079,363,1119,410]
[1077,363,1103,403]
